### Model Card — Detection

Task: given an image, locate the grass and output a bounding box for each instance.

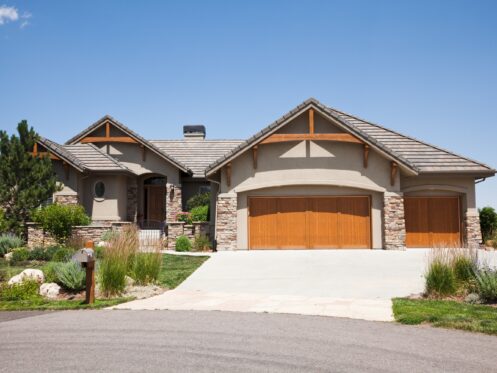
[0,258,43,282]
[393,298,497,336]
[0,297,132,311]
[158,254,209,289]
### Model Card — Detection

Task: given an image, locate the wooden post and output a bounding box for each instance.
[84,260,95,304]
[33,143,38,157]
[105,121,110,138]
[363,144,370,168]
[309,108,315,134]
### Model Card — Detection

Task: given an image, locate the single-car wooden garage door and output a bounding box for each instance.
[404,196,461,248]
[248,196,371,249]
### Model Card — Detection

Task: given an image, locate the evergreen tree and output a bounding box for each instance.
[0,121,58,237]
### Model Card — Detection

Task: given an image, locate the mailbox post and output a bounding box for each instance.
[71,245,96,304]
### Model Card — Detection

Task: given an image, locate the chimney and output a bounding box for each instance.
[183,125,206,139]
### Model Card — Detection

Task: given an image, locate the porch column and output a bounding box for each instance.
[465,211,482,249]
[126,182,138,222]
[383,192,406,250]
[215,193,237,251]
[166,183,182,223]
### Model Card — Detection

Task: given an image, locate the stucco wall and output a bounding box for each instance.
[82,174,128,221]
[236,186,383,249]
[52,161,82,202]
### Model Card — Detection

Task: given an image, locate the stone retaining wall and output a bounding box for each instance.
[166,222,210,250]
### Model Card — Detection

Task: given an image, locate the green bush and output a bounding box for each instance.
[192,235,211,252]
[479,207,497,242]
[51,247,73,262]
[0,234,23,256]
[32,203,91,243]
[425,260,457,297]
[55,261,86,291]
[94,245,106,259]
[0,280,39,301]
[190,205,209,222]
[175,236,191,252]
[42,262,60,283]
[186,192,210,212]
[176,212,193,225]
[131,252,162,285]
[28,246,51,261]
[99,258,127,296]
[474,268,497,303]
[453,255,476,284]
[10,247,30,264]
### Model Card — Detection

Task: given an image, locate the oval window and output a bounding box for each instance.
[94,181,105,198]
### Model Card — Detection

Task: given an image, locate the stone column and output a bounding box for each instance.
[215,193,237,251]
[127,183,138,222]
[54,193,79,205]
[167,222,185,250]
[383,192,406,250]
[166,183,182,223]
[465,211,482,249]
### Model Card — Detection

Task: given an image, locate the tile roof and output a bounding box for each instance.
[39,138,131,173]
[205,98,495,176]
[150,139,244,177]
[65,115,192,174]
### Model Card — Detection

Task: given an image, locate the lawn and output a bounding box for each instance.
[393,298,497,336]
[158,254,209,289]
[0,297,131,311]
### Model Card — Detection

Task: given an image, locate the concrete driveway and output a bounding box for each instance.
[116,249,497,321]
[115,250,434,321]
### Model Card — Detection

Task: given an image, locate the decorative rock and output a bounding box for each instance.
[20,269,45,284]
[39,283,61,299]
[125,275,135,287]
[4,252,13,262]
[7,274,23,285]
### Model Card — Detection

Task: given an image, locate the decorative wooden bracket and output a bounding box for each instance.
[363,144,370,168]
[260,133,363,145]
[252,146,258,169]
[80,136,137,144]
[226,162,232,187]
[390,162,398,186]
[309,108,314,134]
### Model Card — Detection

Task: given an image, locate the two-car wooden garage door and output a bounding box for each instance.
[249,196,371,249]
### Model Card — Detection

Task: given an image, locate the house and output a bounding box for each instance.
[32,98,495,250]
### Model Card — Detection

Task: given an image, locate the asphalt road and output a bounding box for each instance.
[0,310,496,372]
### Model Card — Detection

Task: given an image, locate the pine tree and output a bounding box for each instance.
[0,121,58,237]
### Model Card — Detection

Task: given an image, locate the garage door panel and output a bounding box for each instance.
[249,196,371,249]
[405,197,461,248]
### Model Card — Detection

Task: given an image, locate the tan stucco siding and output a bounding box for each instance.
[52,161,82,200]
[82,174,128,221]
[401,175,476,213]
[102,143,181,185]
[236,186,383,250]
[221,141,397,194]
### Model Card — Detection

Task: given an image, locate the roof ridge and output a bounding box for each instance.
[328,106,495,171]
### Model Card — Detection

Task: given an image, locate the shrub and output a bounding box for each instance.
[190,205,209,222]
[0,279,40,301]
[42,262,60,283]
[186,192,210,211]
[28,246,51,261]
[176,212,193,225]
[51,246,73,262]
[94,245,106,259]
[175,236,191,252]
[474,268,497,303]
[10,247,30,264]
[192,235,211,252]
[32,203,91,243]
[425,258,457,297]
[453,255,476,284]
[55,261,86,291]
[0,234,23,256]
[131,252,162,285]
[98,225,138,297]
[479,207,497,242]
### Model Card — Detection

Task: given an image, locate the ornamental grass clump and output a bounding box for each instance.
[0,234,23,256]
[132,251,162,285]
[98,225,138,297]
[55,261,86,291]
[474,268,497,303]
[425,247,457,297]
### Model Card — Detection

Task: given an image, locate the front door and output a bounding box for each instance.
[145,185,166,222]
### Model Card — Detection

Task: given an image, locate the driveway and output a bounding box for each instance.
[1,310,496,372]
[116,250,433,321]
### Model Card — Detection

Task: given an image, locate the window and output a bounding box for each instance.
[199,185,211,194]
[94,181,105,198]
[144,177,166,186]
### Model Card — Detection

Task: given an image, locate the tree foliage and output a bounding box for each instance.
[0,121,59,236]
[479,207,497,242]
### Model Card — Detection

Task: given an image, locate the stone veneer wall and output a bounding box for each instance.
[166,222,210,250]
[127,183,138,222]
[465,212,482,249]
[166,184,182,223]
[54,194,79,205]
[383,192,406,250]
[27,222,129,248]
[215,194,237,251]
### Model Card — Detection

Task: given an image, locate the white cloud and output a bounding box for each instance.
[0,5,19,25]
[20,11,31,28]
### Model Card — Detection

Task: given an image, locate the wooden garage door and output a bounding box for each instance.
[249,196,371,249]
[404,197,461,248]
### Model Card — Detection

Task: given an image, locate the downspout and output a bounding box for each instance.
[475,178,486,184]
[206,172,221,250]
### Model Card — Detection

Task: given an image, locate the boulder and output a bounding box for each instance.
[39,283,61,299]
[7,269,44,285]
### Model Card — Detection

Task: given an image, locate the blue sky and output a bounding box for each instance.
[1,0,496,207]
